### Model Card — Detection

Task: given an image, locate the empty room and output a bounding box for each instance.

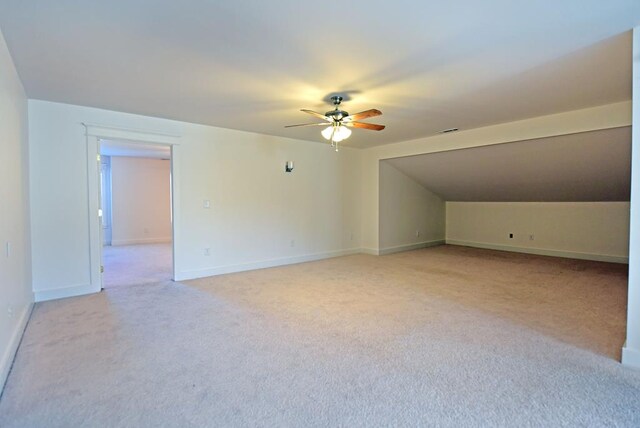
[1,1,640,426]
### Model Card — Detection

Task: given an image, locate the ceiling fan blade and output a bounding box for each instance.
[343,109,382,122]
[284,122,328,128]
[345,121,385,131]
[301,109,332,122]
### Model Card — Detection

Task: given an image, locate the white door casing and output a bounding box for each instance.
[83,123,181,293]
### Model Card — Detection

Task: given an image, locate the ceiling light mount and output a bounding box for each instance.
[326,96,348,120]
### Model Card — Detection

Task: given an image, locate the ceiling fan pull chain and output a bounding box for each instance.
[333,121,337,150]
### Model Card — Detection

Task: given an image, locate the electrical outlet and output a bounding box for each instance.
[350,232,354,241]
[529,234,535,241]
[203,200,211,209]
[7,305,13,319]
[5,242,10,258]
[204,247,211,256]
[143,228,149,234]
[290,240,295,247]
[415,230,420,237]
[509,233,514,239]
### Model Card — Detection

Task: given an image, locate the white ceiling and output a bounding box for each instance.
[386,127,631,202]
[0,1,638,148]
[100,139,170,159]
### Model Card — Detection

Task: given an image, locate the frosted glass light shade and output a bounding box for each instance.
[321,124,351,142]
[334,125,351,141]
[321,126,335,140]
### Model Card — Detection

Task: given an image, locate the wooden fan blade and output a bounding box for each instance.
[345,121,385,131]
[343,109,382,122]
[301,109,332,122]
[284,122,328,128]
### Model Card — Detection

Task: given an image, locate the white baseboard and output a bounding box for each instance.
[175,248,363,281]
[622,344,640,369]
[111,237,171,246]
[360,248,380,256]
[34,283,100,302]
[445,240,628,264]
[1,302,33,394]
[378,240,445,256]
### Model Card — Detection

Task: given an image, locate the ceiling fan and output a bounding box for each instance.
[285,95,385,151]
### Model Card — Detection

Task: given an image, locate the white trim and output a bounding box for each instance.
[82,123,182,141]
[86,135,102,292]
[622,343,640,369]
[360,248,380,256]
[1,303,33,393]
[378,240,445,256]
[34,283,99,302]
[82,123,181,299]
[175,248,362,281]
[170,145,180,282]
[111,238,172,246]
[446,239,629,264]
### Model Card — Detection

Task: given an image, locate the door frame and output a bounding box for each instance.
[83,123,181,291]
[100,155,112,246]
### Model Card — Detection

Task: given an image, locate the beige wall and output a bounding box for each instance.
[28,100,363,299]
[446,202,630,263]
[379,162,445,253]
[0,28,32,389]
[110,157,172,246]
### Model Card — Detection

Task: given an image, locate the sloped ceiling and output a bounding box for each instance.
[385,127,631,202]
[0,1,638,148]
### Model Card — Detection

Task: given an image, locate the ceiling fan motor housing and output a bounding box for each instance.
[326,95,348,121]
[326,109,349,121]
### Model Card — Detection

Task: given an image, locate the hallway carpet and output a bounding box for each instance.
[102,243,172,288]
[1,245,639,426]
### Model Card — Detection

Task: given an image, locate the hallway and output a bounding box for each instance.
[102,243,172,288]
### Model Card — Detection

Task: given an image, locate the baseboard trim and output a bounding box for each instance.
[111,238,172,246]
[445,239,628,264]
[622,344,640,369]
[175,248,363,281]
[378,240,445,256]
[1,302,33,395]
[34,283,100,302]
[360,248,380,256]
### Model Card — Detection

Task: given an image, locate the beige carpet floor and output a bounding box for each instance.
[1,245,639,426]
[102,243,172,288]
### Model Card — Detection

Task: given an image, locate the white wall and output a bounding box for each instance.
[110,157,172,246]
[28,100,363,300]
[378,162,445,254]
[623,26,640,368]
[0,28,32,390]
[446,202,630,263]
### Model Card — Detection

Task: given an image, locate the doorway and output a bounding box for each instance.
[99,139,174,288]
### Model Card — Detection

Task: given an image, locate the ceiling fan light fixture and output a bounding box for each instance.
[286,95,383,150]
[321,124,351,142]
[321,126,335,140]
[334,125,351,142]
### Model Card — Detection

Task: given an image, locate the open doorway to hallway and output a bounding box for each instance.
[99,139,174,288]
